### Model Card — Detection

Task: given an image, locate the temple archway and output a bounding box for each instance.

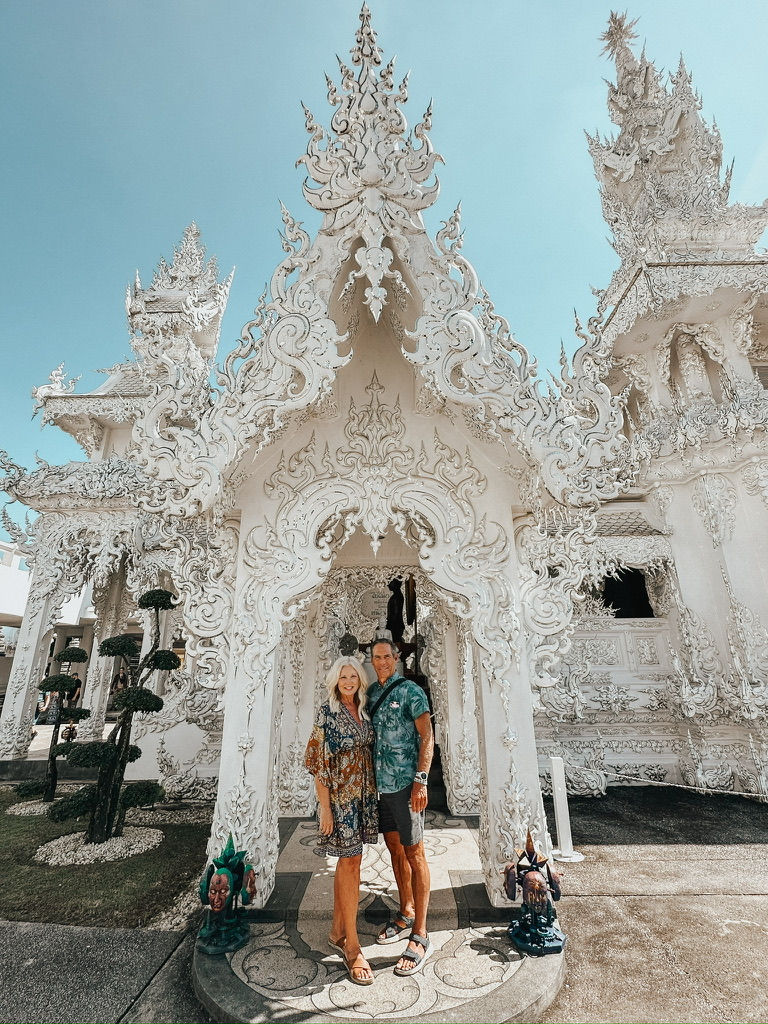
[209,374,547,906]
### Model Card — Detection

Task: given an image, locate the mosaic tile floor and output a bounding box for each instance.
[194,811,564,1023]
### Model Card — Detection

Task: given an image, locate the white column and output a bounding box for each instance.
[665,481,730,656]
[722,474,768,623]
[78,563,131,740]
[0,562,69,758]
[440,616,481,815]
[469,555,548,907]
[209,633,283,907]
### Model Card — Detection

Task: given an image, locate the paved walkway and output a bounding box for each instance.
[193,812,562,1023]
[1,788,767,1023]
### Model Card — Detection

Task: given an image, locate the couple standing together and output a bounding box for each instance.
[304,638,434,985]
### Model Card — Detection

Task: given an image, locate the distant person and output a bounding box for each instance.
[111,667,129,693]
[34,690,48,725]
[386,580,405,642]
[67,673,81,708]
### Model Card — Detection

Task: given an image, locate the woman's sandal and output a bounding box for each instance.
[393,933,433,976]
[328,935,346,955]
[376,913,415,945]
[344,951,374,986]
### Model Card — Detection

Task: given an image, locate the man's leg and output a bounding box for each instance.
[395,840,431,972]
[379,829,415,938]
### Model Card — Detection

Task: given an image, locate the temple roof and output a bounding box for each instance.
[588,11,768,264]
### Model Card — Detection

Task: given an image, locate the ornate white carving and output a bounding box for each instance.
[590,13,768,265]
[636,637,659,666]
[730,295,758,355]
[31,363,80,414]
[720,572,768,721]
[517,509,614,688]
[5,457,151,511]
[494,776,544,860]
[591,682,636,714]
[127,223,233,368]
[0,510,135,757]
[691,474,737,546]
[744,459,768,510]
[571,637,620,666]
[156,738,217,802]
[679,731,734,792]
[737,735,768,802]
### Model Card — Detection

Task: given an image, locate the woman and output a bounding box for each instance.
[304,656,378,985]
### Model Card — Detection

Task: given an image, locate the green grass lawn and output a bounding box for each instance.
[0,788,210,928]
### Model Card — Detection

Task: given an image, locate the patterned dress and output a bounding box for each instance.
[304,701,379,857]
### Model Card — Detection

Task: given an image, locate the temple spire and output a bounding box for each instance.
[351,3,382,71]
[297,4,441,321]
[588,12,768,263]
[599,11,638,63]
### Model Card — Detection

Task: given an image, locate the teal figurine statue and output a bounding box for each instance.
[197,834,255,955]
[504,829,566,956]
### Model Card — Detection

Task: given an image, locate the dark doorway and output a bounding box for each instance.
[602,568,655,618]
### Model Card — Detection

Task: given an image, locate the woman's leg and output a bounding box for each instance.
[330,864,345,946]
[335,854,372,981]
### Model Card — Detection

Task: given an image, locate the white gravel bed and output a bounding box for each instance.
[34,826,164,865]
[6,799,52,816]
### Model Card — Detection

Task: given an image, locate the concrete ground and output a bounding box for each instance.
[1,786,767,1024]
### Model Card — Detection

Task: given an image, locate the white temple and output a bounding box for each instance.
[2,9,768,906]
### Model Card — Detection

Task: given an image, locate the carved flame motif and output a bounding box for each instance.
[299,4,440,321]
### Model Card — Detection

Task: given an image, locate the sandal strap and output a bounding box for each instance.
[347,953,372,976]
[380,914,414,938]
[399,949,422,964]
[408,933,429,949]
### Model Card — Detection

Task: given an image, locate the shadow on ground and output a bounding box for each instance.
[545,784,768,846]
[2,786,767,1023]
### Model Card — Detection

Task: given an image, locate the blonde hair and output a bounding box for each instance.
[325,656,369,718]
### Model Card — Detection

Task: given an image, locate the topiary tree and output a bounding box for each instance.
[28,645,91,803]
[52,588,179,843]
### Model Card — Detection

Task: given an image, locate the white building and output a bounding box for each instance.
[1,9,767,906]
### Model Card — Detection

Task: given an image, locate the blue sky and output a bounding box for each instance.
[2,0,768,537]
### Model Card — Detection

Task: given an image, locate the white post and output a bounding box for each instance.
[550,755,584,863]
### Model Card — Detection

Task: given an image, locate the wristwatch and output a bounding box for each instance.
[413,771,428,786]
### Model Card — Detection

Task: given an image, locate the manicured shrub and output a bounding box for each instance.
[38,673,76,693]
[47,785,98,822]
[54,646,89,664]
[66,741,119,769]
[98,634,140,659]
[111,689,164,714]
[15,778,45,800]
[138,588,175,610]
[150,649,181,671]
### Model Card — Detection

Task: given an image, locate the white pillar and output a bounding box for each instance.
[550,755,584,863]
[78,563,131,740]
[0,562,70,758]
[209,632,283,907]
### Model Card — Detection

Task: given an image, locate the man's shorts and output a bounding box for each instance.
[378,784,424,847]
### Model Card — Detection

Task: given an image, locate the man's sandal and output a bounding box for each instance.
[393,933,433,976]
[344,951,374,986]
[376,913,415,945]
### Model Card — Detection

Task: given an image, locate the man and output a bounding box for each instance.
[369,637,434,975]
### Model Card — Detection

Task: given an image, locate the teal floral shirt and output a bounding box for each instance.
[370,676,430,794]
